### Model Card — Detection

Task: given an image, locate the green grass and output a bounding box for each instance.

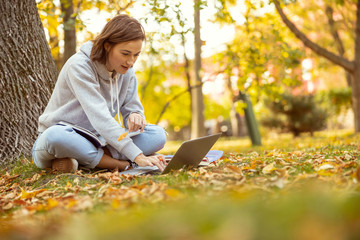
[1,130,360,239]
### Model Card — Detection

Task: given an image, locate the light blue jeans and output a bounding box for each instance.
[32,124,167,169]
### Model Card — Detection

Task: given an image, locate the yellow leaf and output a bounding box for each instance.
[118,132,128,141]
[266,152,274,157]
[66,199,77,209]
[46,198,59,210]
[317,169,335,176]
[20,188,45,200]
[65,181,72,191]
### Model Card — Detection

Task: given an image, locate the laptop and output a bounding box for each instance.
[120,133,222,176]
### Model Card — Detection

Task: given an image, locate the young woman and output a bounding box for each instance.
[32,15,167,173]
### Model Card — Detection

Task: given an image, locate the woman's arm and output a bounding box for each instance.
[120,71,146,129]
[65,60,143,161]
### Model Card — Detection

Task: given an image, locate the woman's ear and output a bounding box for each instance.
[104,42,110,52]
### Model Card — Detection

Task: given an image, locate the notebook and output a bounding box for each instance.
[57,121,143,148]
[120,133,222,176]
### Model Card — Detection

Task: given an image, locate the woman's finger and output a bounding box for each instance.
[149,156,164,171]
[147,159,154,167]
[153,161,164,171]
[140,119,146,132]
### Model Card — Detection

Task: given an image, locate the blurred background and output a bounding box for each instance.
[36,0,355,141]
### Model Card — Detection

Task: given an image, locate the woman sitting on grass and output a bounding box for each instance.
[32,15,167,173]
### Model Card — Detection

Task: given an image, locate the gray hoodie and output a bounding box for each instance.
[38,41,144,161]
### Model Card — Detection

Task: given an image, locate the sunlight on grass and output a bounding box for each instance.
[160,129,356,154]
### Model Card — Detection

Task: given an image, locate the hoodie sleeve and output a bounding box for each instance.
[120,70,145,128]
[65,60,143,161]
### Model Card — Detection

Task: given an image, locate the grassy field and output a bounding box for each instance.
[1,130,360,240]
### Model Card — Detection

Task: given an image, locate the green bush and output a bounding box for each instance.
[261,93,327,136]
[319,88,352,115]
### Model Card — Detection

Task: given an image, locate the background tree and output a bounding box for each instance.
[37,0,135,69]
[272,0,360,132]
[137,0,208,137]
[212,0,304,136]
[0,0,57,163]
[192,0,206,138]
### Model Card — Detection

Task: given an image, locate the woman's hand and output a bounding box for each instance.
[134,153,166,171]
[127,113,146,132]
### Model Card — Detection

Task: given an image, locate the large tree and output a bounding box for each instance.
[0,0,57,163]
[273,0,360,132]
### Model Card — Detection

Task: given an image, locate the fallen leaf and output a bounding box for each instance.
[19,188,46,200]
[225,165,243,174]
[315,163,335,171]
[45,198,59,210]
[23,173,41,184]
[65,181,72,191]
[118,132,128,141]
[2,202,13,210]
[262,162,276,174]
[66,199,77,209]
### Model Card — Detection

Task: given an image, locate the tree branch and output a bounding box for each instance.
[272,0,355,73]
[325,6,345,57]
[155,82,202,125]
[155,68,226,124]
[326,5,352,86]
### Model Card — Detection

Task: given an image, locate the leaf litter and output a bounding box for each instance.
[0,133,360,239]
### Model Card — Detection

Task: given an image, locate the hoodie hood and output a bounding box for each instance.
[80,41,117,81]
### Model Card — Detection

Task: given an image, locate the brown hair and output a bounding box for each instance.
[90,15,146,64]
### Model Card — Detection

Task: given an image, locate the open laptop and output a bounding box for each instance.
[120,133,222,176]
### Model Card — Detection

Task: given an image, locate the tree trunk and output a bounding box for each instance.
[181,32,193,125]
[61,0,76,65]
[230,104,243,137]
[352,0,360,132]
[0,0,57,164]
[191,0,206,138]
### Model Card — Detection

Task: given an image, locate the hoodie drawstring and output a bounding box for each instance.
[116,76,122,125]
[110,76,115,113]
[109,73,122,127]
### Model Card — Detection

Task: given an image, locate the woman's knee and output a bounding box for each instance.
[42,125,74,152]
[139,125,167,154]
[148,125,167,143]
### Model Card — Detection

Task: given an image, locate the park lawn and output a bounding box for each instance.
[1,130,360,240]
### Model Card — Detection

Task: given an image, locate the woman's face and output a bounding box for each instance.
[105,39,142,74]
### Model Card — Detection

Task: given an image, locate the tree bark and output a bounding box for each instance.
[61,0,77,65]
[225,74,242,137]
[191,0,206,138]
[352,0,360,132]
[0,0,57,164]
[181,32,193,124]
[273,0,360,132]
